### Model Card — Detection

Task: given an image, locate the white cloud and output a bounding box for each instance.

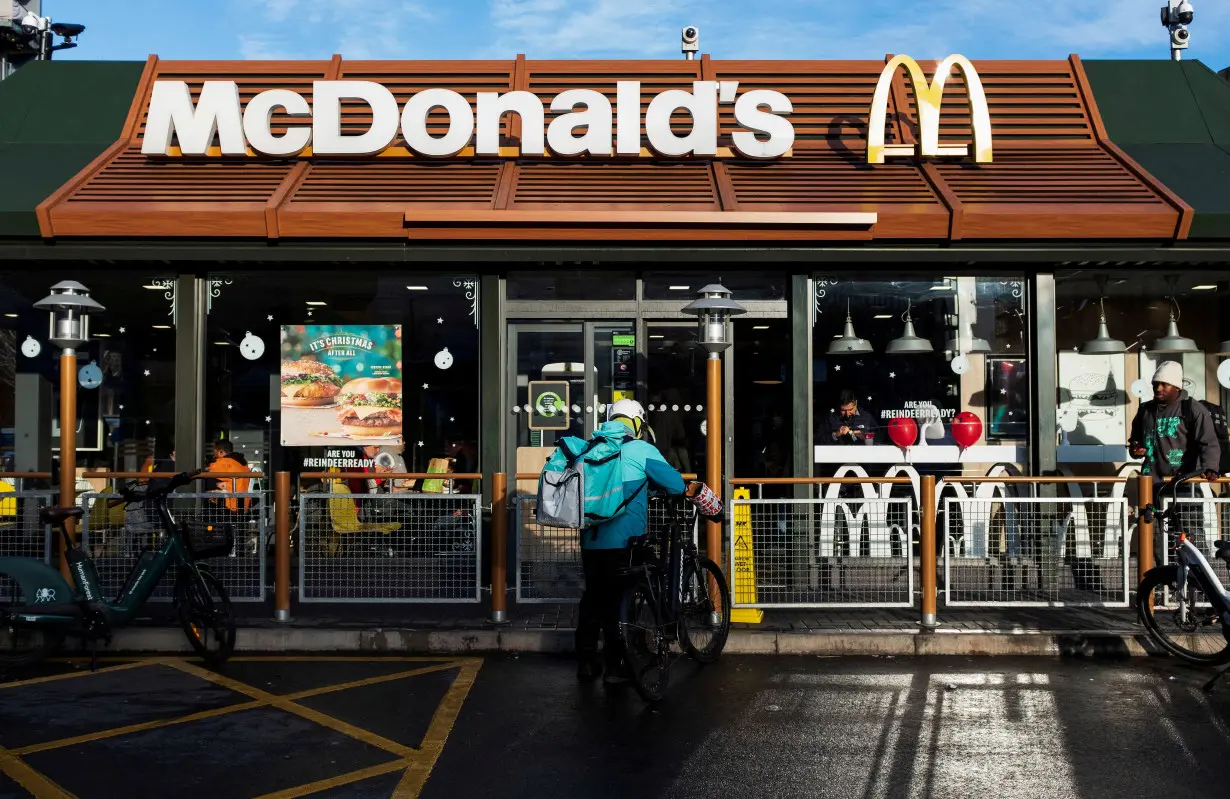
[491,0,694,57]
[240,0,439,60]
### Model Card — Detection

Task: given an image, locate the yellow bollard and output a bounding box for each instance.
[729,488,764,624]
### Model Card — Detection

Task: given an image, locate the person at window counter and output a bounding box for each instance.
[826,390,877,445]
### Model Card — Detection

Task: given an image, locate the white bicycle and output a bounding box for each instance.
[1137,472,1230,677]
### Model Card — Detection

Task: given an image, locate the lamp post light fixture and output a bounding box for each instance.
[682,283,745,570]
[34,280,103,578]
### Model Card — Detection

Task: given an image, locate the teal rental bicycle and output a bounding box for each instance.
[0,469,237,669]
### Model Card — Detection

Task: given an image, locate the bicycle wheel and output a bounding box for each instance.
[619,580,669,703]
[0,570,64,668]
[1138,565,1230,665]
[175,567,236,666]
[679,556,731,665]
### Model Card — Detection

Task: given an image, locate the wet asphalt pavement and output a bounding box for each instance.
[2,654,1230,798]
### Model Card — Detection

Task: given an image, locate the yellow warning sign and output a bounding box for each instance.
[729,488,764,624]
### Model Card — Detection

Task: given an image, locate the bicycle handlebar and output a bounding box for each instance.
[108,469,207,507]
[1142,471,1203,526]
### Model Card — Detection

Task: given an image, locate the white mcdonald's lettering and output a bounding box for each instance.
[140,79,796,160]
[866,54,993,165]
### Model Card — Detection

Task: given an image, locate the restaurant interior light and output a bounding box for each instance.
[406,285,429,290]
[1081,291,1126,354]
[753,325,770,330]
[152,325,172,329]
[4,313,16,318]
[142,284,163,290]
[1152,296,1198,352]
[827,300,873,355]
[305,301,327,306]
[669,285,691,290]
[1192,284,1217,290]
[886,300,934,355]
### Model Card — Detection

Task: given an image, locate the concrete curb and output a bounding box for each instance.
[92,626,1176,658]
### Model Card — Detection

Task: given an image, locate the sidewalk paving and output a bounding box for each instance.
[100,602,1163,659]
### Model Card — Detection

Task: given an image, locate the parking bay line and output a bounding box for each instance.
[12,659,471,757]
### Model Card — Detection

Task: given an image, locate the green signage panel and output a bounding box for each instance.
[528,380,570,431]
[611,334,636,347]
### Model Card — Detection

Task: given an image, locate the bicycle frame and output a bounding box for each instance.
[3,481,206,628]
[1151,474,1230,623]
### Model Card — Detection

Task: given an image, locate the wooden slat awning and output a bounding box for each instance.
[36,54,1190,243]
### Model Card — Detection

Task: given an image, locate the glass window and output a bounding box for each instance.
[206,272,480,482]
[812,275,1028,477]
[0,268,179,473]
[507,270,635,301]
[642,272,787,301]
[1055,270,1230,474]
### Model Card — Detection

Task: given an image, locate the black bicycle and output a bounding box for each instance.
[618,491,731,703]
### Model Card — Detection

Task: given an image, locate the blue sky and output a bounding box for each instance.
[39,1,1230,70]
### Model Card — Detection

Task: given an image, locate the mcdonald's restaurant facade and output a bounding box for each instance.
[1,52,1230,501]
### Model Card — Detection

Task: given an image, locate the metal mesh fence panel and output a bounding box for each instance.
[79,491,267,603]
[516,494,583,603]
[0,489,54,605]
[515,494,683,603]
[299,492,480,602]
[1158,496,1230,610]
[943,497,1129,606]
[730,498,915,608]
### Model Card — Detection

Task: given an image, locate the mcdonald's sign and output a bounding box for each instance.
[867,54,993,165]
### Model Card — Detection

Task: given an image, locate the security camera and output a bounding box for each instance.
[681,25,699,57]
[1171,24,1191,48]
[1161,1,1194,26]
[18,12,44,34]
[51,22,85,39]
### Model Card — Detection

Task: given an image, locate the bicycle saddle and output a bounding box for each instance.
[40,506,84,524]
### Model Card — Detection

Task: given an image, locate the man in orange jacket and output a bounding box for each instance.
[210,439,252,512]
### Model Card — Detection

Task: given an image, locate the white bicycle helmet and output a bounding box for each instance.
[607,398,654,442]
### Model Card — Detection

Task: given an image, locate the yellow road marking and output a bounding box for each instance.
[11,699,263,756]
[9,660,465,757]
[252,759,411,799]
[0,745,75,799]
[393,659,482,799]
[0,659,159,691]
[165,659,418,758]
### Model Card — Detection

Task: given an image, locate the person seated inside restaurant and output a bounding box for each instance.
[826,389,878,445]
[209,439,252,512]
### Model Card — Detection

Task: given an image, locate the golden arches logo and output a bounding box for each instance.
[867,54,993,165]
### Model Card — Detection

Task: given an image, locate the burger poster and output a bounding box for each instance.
[280,325,402,446]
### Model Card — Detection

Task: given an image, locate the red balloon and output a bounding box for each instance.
[952,412,983,449]
[887,416,918,449]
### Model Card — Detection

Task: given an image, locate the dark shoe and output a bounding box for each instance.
[577,660,603,682]
[602,662,630,686]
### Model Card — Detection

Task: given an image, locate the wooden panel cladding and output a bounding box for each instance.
[68,148,292,202]
[133,61,333,141]
[524,60,702,149]
[892,59,1097,151]
[290,161,501,205]
[707,61,904,149]
[931,149,1179,239]
[724,151,948,239]
[508,161,719,209]
[336,60,515,141]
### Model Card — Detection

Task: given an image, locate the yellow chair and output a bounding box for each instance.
[324,482,401,557]
[0,481,15,520]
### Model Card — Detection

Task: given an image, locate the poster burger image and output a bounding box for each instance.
[336,377,402,438]
[280,324,402,446]
[280,359,343,407]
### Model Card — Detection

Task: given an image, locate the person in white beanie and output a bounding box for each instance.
[1129,360,1220,482]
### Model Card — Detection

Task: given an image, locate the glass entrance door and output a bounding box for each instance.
[507,321,636,489]
[643,322,709,480]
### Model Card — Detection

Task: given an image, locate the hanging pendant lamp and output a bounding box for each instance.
[886,300,934,355]
[827,299,873,355]
[1152,297,1197,353]
[1082,296,1126,354]
[944,323,991,355]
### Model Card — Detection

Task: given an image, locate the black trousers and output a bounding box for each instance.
[575,547,631,668]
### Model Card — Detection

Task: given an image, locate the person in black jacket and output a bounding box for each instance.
[1129,360,1221,560]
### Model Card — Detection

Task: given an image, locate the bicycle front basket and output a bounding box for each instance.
[182,520,234,559]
